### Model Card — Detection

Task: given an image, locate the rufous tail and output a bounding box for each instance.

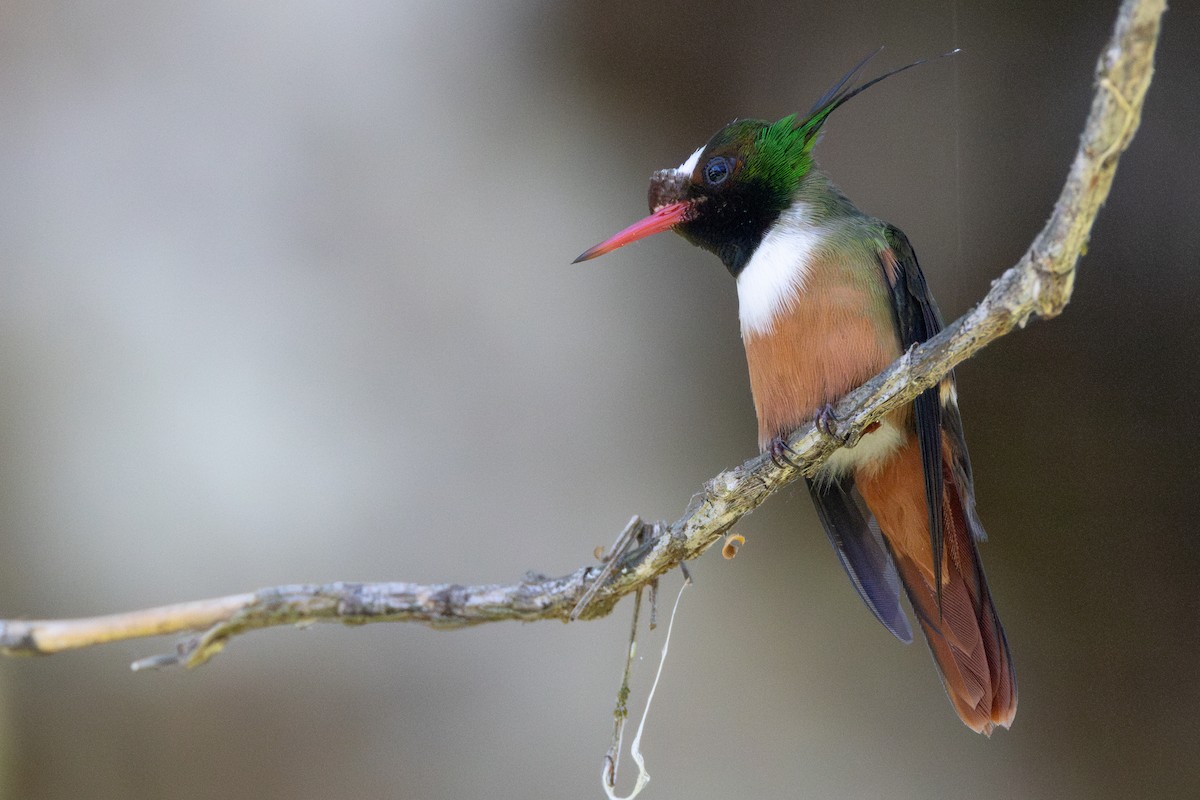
[857,437,1017,734]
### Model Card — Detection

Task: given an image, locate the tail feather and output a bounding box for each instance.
[893,535,1016,734]
[858,437,1017,734]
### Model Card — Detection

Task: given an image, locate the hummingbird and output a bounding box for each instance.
[575,53,1016,735]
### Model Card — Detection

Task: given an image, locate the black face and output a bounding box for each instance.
[647,133,788,278]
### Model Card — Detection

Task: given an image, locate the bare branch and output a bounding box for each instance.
[0,0,1164,670]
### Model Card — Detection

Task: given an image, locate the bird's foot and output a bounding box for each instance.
[815,403,882,449]
[814,403,847,443]
[768,435,802,469]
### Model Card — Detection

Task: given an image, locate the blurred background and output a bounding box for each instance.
[1,1,1196,798]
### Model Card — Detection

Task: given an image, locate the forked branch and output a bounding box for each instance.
[0,0,1164,670]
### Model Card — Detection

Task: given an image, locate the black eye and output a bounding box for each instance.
[704,157,731,186]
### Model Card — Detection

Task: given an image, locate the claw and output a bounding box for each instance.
[768,435,801,469]
[815,403,882,449]
[815,403,842,439]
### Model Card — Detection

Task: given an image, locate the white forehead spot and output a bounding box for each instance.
[677,146,704,177]
[736,202,824,338]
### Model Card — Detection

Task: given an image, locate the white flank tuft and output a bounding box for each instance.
[822,420,906,478]
[736,203,824,337]
[940,379,959,407]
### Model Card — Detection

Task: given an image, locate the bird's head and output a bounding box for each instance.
[575,50,953,275]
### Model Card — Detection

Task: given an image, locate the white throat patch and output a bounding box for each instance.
[736,202,824,337]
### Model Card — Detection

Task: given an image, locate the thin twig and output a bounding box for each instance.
[0,0,1164,671]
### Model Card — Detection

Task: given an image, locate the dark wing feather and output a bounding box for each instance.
[880,225,947,601]
[807,476,913,643]
[940,390,987,541]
